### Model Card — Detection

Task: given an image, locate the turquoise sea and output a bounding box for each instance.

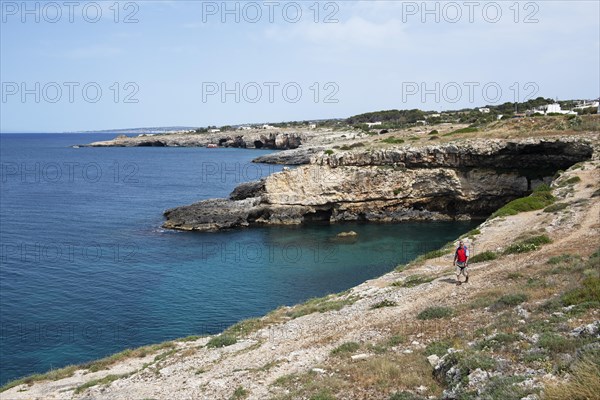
[0,133,478,384]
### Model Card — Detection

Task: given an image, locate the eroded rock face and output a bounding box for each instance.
[315,138,593,171]
[252,147,326,165]
[85,131,305,150]
[163,137,594,231]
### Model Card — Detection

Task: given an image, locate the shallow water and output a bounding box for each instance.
[0,133,478,384]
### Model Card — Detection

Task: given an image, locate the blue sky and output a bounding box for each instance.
[1,0,599,132]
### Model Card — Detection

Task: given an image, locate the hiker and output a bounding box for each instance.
[453,240,469,284]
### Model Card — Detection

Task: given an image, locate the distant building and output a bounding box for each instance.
[478,108,490,113]
[209,129,221,133]
[573,100,599,111]
[527,103,576,116]
[366,121,382,128]
[262,124,275,130]
[238,126,252,131]
[309,123,317,129]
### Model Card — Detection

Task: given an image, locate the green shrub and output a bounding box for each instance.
[561,277,600,305]
[428,130,439,135]
[464,228,481,238]
[544,202,569,213]
[286,294,359,319]
[382,137,405,144]
[371,299,397,309]
[475,333,519,350]
[419,249,447,260]
[445,127,478,135]
[503,235,551,255]
[547,254,581,265]
[324,149,334,155]
[206,334,237,348]
[387,335,406,346]
[74,374,129,394]
[230,386,249,400]
[435,351,496,385]
[534,183,552,192]
[538,333,576,353]
[417,306,453,320]
[310,391,336,400]
[389,392,426,400]
[402,275,434,288]
[331,342,360,356]
[491,189,555,219]
[424,340,453,356]
[469,251,497,263]
[495,293,528,307]
[477,376,534,400]
[558,176,581,187]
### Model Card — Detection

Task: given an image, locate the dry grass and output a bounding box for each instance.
[339,353,442,396]
[544,359,600,400]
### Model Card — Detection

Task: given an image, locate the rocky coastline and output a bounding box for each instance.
[163,137,594,232]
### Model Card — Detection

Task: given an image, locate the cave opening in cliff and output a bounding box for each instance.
[254,141,264,149]
[303,208,333,223]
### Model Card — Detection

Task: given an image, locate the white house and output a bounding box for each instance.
[262,124,276,130]
[209,129,221,133]
[478,108,490,113]
[529,103,576,116]
[573,100,599,111]
[309,123,317,129]
[366,121,382,128]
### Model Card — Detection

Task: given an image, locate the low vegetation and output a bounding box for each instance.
[400,275,435,288]
[544,202,569,213]
[74,373,131,394]
[417,306,453,320]
[229,386,250,399]
[206,334,237,348]
[490,185,555,219]
[444,127,478,136]
[503,234,552,255]
[371,299,397,309]
[381,137,405,144]
[469,251,497,263]
[331,342,360,356]
[286,294,359,319]
[0,340,177,392]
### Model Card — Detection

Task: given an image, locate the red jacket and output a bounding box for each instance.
[456,246,468,263]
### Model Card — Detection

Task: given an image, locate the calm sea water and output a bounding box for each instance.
[0,133,478,384]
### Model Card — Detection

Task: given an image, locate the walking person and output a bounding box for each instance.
[453,240,469,285]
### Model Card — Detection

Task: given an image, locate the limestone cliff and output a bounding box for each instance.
[163,137,594,231]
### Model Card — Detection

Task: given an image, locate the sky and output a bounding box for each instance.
[1,0,599,132]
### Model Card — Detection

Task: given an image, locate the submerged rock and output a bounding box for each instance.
[336,231,358,238]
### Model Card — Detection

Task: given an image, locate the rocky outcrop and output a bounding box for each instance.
[315,138,594,171]
[82,131,305,150]
[252,147,325,165]
[163,138,594,231]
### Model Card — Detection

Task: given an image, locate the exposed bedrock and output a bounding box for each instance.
[85,132,304,150]
[163,138,594,231]
[252,147,326,165]
[314,138,593,171]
